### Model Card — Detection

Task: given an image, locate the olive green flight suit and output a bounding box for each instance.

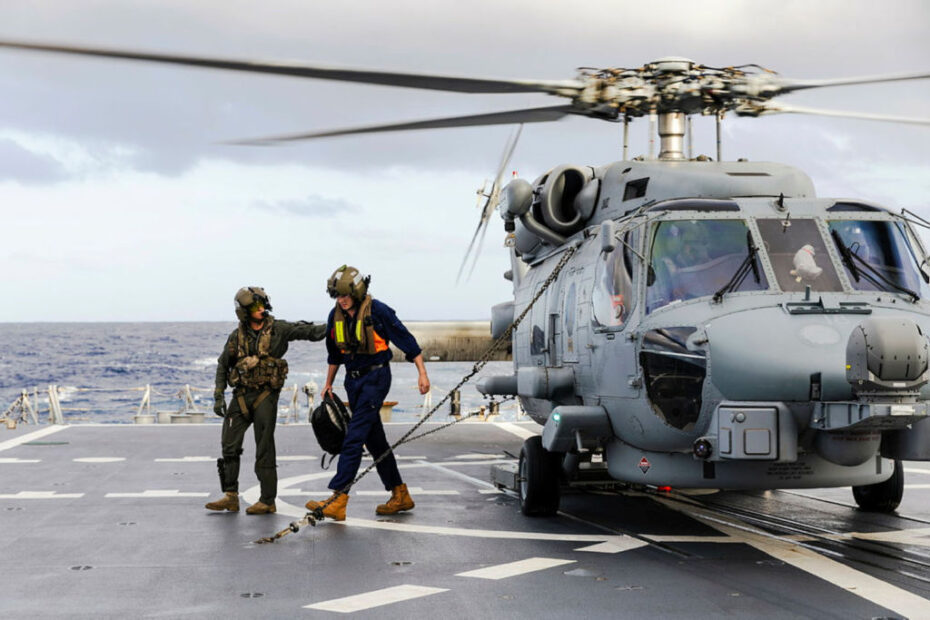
[215,318,326,504]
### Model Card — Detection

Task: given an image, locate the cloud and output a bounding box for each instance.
[0,138,68,183]
[253,194,360,218]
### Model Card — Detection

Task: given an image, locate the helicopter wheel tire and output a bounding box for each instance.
[852,458,903,513]
[519,435,562,517]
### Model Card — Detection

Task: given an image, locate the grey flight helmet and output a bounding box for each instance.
[234,286,272,322]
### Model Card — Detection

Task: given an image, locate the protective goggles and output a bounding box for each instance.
[246,301,265,313]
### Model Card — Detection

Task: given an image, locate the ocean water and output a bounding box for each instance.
[0,322,517,424]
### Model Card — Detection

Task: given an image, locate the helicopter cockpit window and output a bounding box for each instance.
[756,219,843,293]
[593,228,639,327]
[827,220,930,298]
[646,219,767,313]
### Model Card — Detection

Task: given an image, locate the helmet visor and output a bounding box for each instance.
[247,301,265,313]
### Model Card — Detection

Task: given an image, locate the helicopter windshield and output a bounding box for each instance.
[647,219,768,313]
[756,219,844,293]
[827,219,930,298]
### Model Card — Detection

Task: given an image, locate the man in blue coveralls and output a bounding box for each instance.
[306,265,431,521]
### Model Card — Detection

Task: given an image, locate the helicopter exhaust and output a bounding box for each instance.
[501,166,600,261]
[813,317,930,465]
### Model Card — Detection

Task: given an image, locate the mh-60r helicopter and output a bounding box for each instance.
[1,41,929,515]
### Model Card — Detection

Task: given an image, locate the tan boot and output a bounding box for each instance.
[305,492,348,521]
[205,491,239,512]
[376,484,415,515]
[245,501,277,515]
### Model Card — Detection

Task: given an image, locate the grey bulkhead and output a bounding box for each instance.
[509,159,930,487]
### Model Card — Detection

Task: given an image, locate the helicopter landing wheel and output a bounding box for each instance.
[518,435,562,516]
[852,459,903,512]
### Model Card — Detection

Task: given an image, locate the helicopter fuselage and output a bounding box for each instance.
[481,159,930,491]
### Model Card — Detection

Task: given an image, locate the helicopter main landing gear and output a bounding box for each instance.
[518,436,562,516]
[852,459,903,512]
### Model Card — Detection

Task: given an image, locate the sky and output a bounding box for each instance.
[0,0,927,322]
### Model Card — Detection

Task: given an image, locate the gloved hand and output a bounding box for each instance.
[213,393,227,417]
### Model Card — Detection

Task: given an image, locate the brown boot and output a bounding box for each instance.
[376,484,415,515]
[245,501,277,515]
[205,491,239,512]
[305,492,348,521]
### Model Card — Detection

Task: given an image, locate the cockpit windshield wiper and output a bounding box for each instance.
[713,230,761,303]
[830,229,920,302]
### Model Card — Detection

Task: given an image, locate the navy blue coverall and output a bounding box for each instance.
[325,299,422,493]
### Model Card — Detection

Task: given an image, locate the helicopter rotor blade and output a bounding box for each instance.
[0,39,583,95]
[228,106,571,145]
[773,71,930,95]
[457,124,523,283]
[743,102,930,126]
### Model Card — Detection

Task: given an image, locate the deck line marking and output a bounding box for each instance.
[0,425,68,452]
[456,557,575,580]
[105,490,209,498]
[248,472,733,545]
[574,539,649,554]
[0,458,40,463]
[904,467,930,475]
[0,491,84,499]
[277,455,317,461]
[494,423,538,440]
[154,456,215,462]
[651,495,930,618]
[416,460,499,490]
[902,483,930,489]
[304,584,447,613]
[279,489,459,497]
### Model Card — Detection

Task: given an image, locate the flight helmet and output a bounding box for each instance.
[327,265,370,301]
[234,286,272,322]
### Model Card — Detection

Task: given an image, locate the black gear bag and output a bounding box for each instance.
[311,392,351,468]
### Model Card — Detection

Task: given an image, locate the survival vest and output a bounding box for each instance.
[333,295,388,355]
[227,317,289,391]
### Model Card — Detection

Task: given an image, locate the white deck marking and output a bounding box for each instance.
[456,557,575,580]
[361,455,426,461]
[277,455,316,461]
[105,490,209,498]
[279,488,459,497]
[478,489,504,494]
[250,471,734,546]
[417,461,500,490]
[304,584,447,613]
[651,495,930,619]
[0,491,84,499]
[0,425,68,452]
[0,458,40,463]
[904,467,930,475]
[903,483,930,489]
[73,457,125,463]
[155,456,215,462]
[494,422,539,440]
[451,453,502,460]
[574,538,649,554]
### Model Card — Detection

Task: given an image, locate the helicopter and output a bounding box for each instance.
[1,40,929,516]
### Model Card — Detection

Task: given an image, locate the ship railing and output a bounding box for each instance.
[2,380,524,427]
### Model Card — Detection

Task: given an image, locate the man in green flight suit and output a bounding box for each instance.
[205,286,326,515]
